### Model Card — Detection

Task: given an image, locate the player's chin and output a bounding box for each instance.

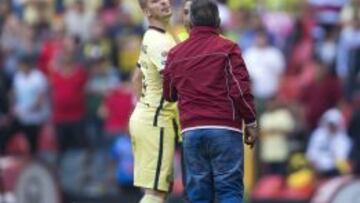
[162,11,172,19]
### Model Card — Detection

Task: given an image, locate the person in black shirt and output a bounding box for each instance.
[348,93,360,175]
[0,70,11,155]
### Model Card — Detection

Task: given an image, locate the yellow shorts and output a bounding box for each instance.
[129,118,178,192]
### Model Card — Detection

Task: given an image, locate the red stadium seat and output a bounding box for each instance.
[252,175,285,199]
[172,177,184,195]
[0,157,27,191]
[280,185,314,200]
[38,124,58,153]
[172,150,184,195]
[5,133,30,157]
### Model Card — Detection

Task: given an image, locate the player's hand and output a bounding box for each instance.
[244,125,259,149]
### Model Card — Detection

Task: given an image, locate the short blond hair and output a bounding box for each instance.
[138,0,147,9]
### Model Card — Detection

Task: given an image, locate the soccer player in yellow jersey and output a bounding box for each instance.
[183,0,192,33]
[176,0,192,41]
[129,0,179,202]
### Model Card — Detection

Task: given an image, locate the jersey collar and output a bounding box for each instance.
[149,26,166,33]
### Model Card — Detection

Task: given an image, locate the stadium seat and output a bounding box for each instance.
[280,186,314,200]
[0,157,26,191]
[38,124,58,153]
[252,175,284,199]
[171,150,184,195]
[5,133,30,157]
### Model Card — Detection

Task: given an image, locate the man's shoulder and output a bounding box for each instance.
[169,38,190,55]
[167,33,241,62]
[217,35,238,50]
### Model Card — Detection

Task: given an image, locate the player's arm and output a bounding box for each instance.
[131,64,143,100]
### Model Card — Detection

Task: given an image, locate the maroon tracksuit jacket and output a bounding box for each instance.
[163,26,256,133]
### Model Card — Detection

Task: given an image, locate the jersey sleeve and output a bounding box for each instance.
[146,35,171,72]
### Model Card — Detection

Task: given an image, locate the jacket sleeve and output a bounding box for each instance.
[228,45,257,125]
[163,51,178,102]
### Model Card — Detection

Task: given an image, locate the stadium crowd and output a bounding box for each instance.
[0,0,359,200]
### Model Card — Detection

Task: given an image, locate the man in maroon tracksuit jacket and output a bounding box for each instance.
[163,0,258,202]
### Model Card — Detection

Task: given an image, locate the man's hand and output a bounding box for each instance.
[244,125,259,149]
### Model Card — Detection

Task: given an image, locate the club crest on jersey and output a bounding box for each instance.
[140,61,148,69]
[142,45,148,54]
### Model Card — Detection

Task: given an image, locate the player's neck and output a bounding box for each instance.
[148,19,169,32]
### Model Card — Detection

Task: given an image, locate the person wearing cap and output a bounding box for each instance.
[163,0,258,202]
[306,108,352,177]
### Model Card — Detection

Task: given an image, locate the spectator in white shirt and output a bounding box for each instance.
[64,0,96,41]
[243,29,285,104]
[337,16,360,99]
[308,0,348,26]
[12,54,49,154]
[306,108,352,177]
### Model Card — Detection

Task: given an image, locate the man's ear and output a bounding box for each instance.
[215,16,221,28]
[190,21,194,30]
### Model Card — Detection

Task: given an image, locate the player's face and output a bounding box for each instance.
[182,1,192,31]
[146,0,172,20]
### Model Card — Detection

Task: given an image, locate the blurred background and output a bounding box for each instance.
[0,0,359,203]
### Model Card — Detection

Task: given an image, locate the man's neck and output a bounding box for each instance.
[148,18,169,31]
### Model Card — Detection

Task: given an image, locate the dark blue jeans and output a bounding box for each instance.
[182,129,244,203]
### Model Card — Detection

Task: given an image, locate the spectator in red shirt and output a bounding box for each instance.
[301,58,343,130]
[98,82,135,137]
[49,48,88,153]
[38,23,66,76]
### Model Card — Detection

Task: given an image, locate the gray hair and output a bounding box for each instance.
[190,0,220,28]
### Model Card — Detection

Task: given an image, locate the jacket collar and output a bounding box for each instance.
[190,26,219,37]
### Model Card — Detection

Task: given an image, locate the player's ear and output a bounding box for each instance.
[144,9,152,17]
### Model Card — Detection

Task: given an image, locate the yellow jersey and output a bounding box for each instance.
[132,26,178,127]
